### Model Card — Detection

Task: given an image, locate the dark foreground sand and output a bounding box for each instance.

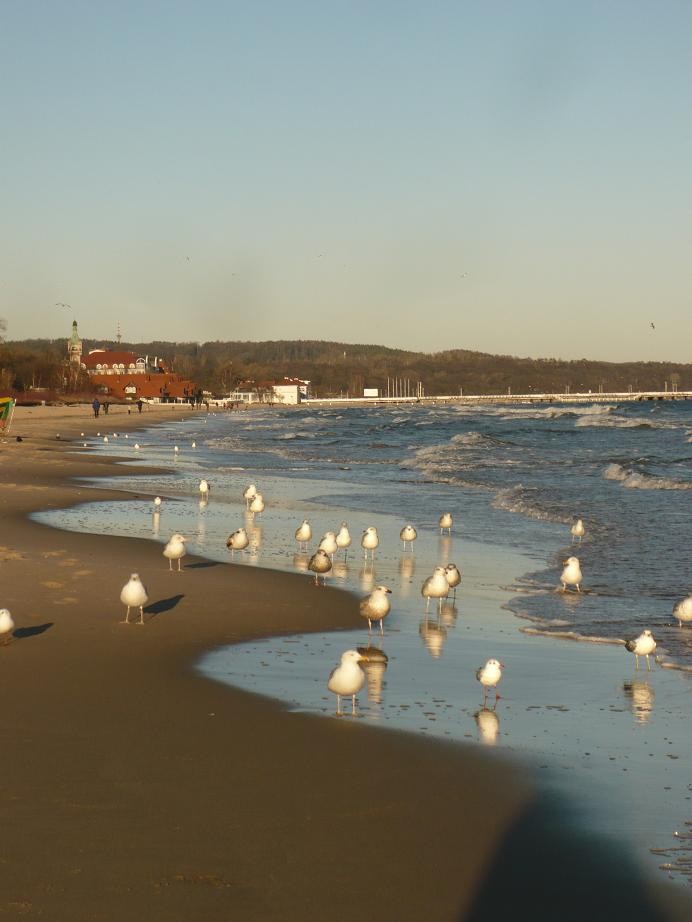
[0,406,689,921]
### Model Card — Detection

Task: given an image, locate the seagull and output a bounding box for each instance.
[319,531,338,560]
[226,527,249,555]
[295,520,312,552]
[153,496,162,510]
[421,566,449,612]
[199,478,210,499]
[120,573,149,625]
[249,492,265,515]
[672,595,692,627]
[103,436,109,443]
[134,443,141,450]
[444,563,462,597]
[243,484,258,508]
[650,322,655,330]
[571,519,585,543]
[335,523,352,557]
[191,441,196,449]
[560,556,582,592]
[400,524,417,551]
[361,526,379,561]
[307,548,332,586]
[327,650,366,715]
[359,585,392,634]
[476,658,504,703]
[625,630,656,671]
[163,533,187,571]
[0,608,15,645]
[439,512,453,535]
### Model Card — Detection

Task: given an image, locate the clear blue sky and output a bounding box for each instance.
[2,1,691,361]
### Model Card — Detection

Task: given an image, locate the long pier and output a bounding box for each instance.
[302,390,691,407]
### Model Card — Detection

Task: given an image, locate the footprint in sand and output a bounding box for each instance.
[58,559,79,568]
[43,550,67,558]
[0,546,24,561]
[53,596,79,606]
[42,580,65,590]
[72,569,93,579]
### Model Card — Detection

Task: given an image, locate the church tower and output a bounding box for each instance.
[68,319,82,367]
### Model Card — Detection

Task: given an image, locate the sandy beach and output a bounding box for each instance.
[1,404,689,921]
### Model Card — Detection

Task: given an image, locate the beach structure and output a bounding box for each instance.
[476,658,504,703]
[625,630,657,671]
[119,573,149,625]
[359,585,392,634]
[560,556,582,591]
[163,533,187,571]
[327,650,366,715]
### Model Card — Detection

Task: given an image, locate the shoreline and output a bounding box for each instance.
[1,407,690,920]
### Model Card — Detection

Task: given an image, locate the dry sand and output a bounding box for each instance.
[0,404,688,921]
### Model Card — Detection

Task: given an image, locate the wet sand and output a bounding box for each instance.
[0,405,689,921]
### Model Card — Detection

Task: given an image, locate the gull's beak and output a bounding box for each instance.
[386,588,392,594]
[500,662,506,668]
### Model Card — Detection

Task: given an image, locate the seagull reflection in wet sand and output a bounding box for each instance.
[474,707,500,745]
[357,646,388,705]
[419,616,447,658]
[623,681,655,724]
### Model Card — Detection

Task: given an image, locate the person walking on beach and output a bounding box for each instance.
[92,397,100,418]
[137,399,143,413]
[102,401,109,415]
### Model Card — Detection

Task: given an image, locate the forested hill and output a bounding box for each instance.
[6,337,691,397]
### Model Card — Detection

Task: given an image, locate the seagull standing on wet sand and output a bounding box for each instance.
[328,650,366,715]
[319,531,338,560]
[336,523,352,557]
[400,524,417,551]
[153,496,162,510]
[249,492,265,515]
[571,519,585,543]
[0,608,15,645]
[444,563,462,598]
[476,659,504,703]
[120,573,149,624]
[163,534,187,571]
[421,567,449,612]
[359,585,392,634]
[308,548,332,585]
[560,556,583,592]
[361,526,379,561]
[243,484,257,508]
[625,630,656,671]
[439,512,453,535]
[199,479,210,500]
[673,594,692,627]
[295,520,312,552]
[226,527,249,555]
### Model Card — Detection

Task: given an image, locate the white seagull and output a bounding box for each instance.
[625,630,656,671]
[307,548,332,586]
[444,563,462,597]
[295,520,312,552]
[673,595,692,627]
[400,524,417,551]
[319,531,338,559]
[120,573,149,625]
[226,527,249,555]
[243,484,258,508]
[327,650,366,715]
[439,512,453,535]
[359,585,392,634]
[153,496,162,510]
[421,566,449,612]
[476,658,504,703]
[560,556,583,592]
[571,519,585,543]
[163,533,187,571]
[0,608,15,645]
[199,479,210,499]
[335,523,352,557]
[361,526,379,561]
[249,492,265,515]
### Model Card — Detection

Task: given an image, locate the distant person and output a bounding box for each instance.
[92,397,100,418]
[102,401,109,415]
[137,399,143,414]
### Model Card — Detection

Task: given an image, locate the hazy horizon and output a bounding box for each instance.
[2,2,691,363]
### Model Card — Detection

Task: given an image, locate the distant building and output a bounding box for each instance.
[67,320,198,402]
[228,377,310,405]
[363,387,379,398]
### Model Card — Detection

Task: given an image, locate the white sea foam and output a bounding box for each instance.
[603,463,692,490]
[575,415,659,429]
[491,486,570,523]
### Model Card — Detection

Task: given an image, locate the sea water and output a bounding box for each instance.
[34,400,692,882]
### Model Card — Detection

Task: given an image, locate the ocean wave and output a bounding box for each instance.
[603,463,692,490]
[520,627,626,645]
[499,404,615,421]
[575,415,658,429]
[491,486,570,523]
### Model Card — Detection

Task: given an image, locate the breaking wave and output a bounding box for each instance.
[603,463,692,490]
